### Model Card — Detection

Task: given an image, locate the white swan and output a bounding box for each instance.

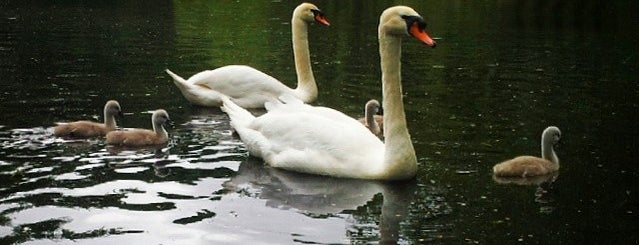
[357,99,383,137]
[165,3,330,108]
[493,126,562,177]
[220,6,436,180]
[105,109,172,146]
[53,100,122,138]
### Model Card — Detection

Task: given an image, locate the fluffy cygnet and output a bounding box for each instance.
[106,109,172,146]
[357,99,383,137]
[493,126,562,177]
[54,100,122,138]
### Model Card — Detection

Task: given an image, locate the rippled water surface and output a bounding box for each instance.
[1,0,638,244]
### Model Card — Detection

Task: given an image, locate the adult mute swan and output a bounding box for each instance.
[165,3,330,108]
[106,109,172,146]
[493,126,562,177]
[221,6,436,180]
[357,99,383,137]
[54,100,122,138]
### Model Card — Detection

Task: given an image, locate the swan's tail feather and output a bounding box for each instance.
[165,69,187,85]
[221,96,255,129]
[165,69,223,106]
[165,68,193,96]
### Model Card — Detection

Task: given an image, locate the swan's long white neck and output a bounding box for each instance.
[541,132,559,165]
[103,107,117,130]
[291,15,318,103]
[379,30,417,179]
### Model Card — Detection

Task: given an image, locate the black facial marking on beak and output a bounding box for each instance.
[311,9,324,18]
[401,15,427,35]
[310,8,330,26]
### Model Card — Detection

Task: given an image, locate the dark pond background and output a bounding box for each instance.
[1,0,638,244]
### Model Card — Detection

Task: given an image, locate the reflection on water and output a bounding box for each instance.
[493,172,559,215]
[0,112,244,243]
[1,0,639,244]
[227,159,391,242]
[222,158,451,244]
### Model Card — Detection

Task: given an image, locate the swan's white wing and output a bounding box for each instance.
[240,110,386,179]
[189,65,296,108]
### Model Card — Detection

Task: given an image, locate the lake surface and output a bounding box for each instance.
[1,0,638,244]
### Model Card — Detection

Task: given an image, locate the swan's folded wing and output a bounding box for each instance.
[245,111,385,178]
[186,65,295,108]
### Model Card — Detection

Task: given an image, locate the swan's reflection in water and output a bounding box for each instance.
[105,146,173,177]
[223,158,417,244]
[493,172,559,214]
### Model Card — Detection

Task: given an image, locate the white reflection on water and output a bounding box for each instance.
[221,158,423,244]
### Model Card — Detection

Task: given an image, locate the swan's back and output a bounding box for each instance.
[105,109,171,147]
[54,121,109,138]
[189,66,298,108]
[223,96,386,179]
[54,100,121,138]
[248,110,385,178]
[106,129,167,146]
[492,156,556,177]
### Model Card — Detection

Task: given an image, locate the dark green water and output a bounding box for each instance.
[1,0,638,244]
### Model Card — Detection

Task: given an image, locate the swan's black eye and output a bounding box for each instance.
[401,15,427,30]
[311,9,324,18]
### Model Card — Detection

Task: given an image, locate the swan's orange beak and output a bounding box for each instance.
[315,15,330,26]
[409,22,436,47]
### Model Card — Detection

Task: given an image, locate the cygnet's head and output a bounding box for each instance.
[105,100,123,117]
[365,99,381,115]
[543,126,561,146]
[152,109,172,127]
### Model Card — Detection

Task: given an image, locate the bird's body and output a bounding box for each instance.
[166,3,329,108]
[106,109,172,147]
[493,156,557,177]
[53,100,122,138]
[357,99,384,137]
[493,126,562,177]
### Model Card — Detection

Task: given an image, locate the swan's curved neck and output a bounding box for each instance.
[104,109,117,130]
[153,120,168,139]
[379,31,417,179]
[541,135,559,166]
[365,106,378,131]
[291,16,318,102]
